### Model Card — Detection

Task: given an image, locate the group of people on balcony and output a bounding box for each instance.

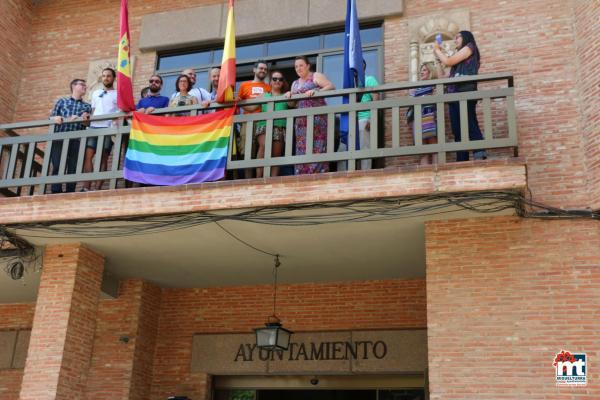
[48,30,485,193]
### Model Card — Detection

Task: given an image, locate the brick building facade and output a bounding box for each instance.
[0,0,598,399]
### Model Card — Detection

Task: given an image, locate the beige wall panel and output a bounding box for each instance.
[140,0,403,51]
[0,331,17,369]
[267,331,352,374]
[140,4,224,51]
[351,329,427,373]
[192,330,426,374]
[309,0,404,26]
[12,330,31,369]
[224,0,310,39]
[191,333,267,374]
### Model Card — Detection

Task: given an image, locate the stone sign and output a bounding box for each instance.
[191,329,426,374]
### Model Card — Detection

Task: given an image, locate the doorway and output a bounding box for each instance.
[215,389,424,400]
[213,375,426,400]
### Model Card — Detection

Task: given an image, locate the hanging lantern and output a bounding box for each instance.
[254,255,293,351]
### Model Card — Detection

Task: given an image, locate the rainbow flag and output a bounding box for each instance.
[117,0,135,112]
[123,108,235,185]
[216,0,236,103]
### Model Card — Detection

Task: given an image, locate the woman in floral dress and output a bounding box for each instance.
[285,56,335,175]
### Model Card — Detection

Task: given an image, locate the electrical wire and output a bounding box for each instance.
[1,190,597,276]
[214,221,279,257]
[1,191,597,241]
[0,227,41,280]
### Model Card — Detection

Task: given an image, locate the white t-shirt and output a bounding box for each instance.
[90,88,118,128]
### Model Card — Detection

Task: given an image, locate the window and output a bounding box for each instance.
[155,25,383,99]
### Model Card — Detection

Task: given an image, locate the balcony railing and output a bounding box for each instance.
[0,73,517,197]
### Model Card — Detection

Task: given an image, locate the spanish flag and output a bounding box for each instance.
[123,108,235,185]
[117,0,135,112]
[216,0,236,103]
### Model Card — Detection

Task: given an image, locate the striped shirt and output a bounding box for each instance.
[410,85,437,139]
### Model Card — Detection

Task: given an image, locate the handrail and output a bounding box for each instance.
[0,73,518,196]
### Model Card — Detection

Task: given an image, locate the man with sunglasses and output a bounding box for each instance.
[81,67,119,191]
[137,74,169,114]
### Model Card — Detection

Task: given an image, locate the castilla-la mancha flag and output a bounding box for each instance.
[216,0,236,103]
[117,0,135,112]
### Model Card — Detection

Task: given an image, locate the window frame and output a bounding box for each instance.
[155,24,384,97]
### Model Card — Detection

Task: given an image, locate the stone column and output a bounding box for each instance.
[19,244,104,400]
[409,41,419,82]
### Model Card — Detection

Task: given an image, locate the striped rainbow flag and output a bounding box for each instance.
[124,108,235,185]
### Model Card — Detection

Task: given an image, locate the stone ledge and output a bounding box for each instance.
[0,159,526,225]
[139,0,404,51]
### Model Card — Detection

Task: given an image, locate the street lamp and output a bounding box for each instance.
[254,255,293,351]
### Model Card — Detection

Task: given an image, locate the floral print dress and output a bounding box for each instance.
[291,74,329,175]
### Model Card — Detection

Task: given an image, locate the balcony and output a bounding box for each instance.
[0,73,518,196]
[0,73,525,303]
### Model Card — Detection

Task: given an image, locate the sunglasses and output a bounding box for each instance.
[271,77,284,82]
[98,90,107,98]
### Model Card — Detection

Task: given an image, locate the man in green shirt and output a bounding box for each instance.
[357,61,379,170]
[339,60,380,171]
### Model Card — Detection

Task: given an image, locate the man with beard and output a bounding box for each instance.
[236,61,271,177]
[81,67,119,191]
[137,74,169,114]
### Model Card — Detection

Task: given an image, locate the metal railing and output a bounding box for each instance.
[0,73,517,196]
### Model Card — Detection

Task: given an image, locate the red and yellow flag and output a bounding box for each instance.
[216,0,236,103]
[117,0,135,112]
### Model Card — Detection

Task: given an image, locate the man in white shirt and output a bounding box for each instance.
[82,67,119,191]
[171,68,211,110]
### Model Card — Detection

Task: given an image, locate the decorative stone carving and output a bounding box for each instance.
[84,57,135,102]
[407,9,470,81]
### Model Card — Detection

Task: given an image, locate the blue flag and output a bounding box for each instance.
[340,0,364,146]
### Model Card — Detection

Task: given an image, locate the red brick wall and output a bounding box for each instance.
[398,0,591,208]
[11,0,222,125]
[0,303,34,329]
[129,281,162,400]
[3,0,594,209]
[0,0,33,124]
[573,1,600,209]
[0,161,525,224]
[84,279,161,400]
[426,216,600,399]
[0,303,34,400]
[20,244,104,400]
[151,278,426,399]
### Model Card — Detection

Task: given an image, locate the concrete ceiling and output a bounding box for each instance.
[0,201,517,303]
